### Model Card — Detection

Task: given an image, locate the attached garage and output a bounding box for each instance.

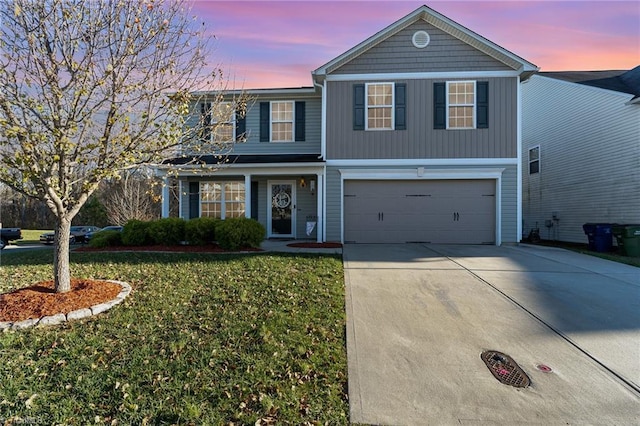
[344,179,496,244]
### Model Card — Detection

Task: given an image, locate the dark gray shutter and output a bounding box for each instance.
[235,108,246,141]
[250,181,259,220]
[476,81,489,129]
[434,82,446,129]
[395,83,406,130]
[295,101,305,141]
[353,84,365,130]
[259,102,270,142]
[189,182,199,219]
[200,102,212,141]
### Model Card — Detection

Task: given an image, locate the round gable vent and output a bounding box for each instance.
[412,30,430,48]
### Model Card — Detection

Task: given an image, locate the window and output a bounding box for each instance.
[529,146,540,174]
[271,101,294,142]
[447,81,475,129]
[200,102,236,143]
[366,83,394,130]
[200,181,245,219]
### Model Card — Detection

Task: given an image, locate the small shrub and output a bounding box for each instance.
[89,230,122,248]
[216,217,265,250]
[185,217,219,245]
[122,220,153,246]
[148,218,186,246]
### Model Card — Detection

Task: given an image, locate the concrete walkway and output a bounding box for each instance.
[343,243,640,425]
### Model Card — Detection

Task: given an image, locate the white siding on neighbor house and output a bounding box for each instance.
[522,75,640,243]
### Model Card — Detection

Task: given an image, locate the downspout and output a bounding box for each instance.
[517,75,523,244]
[313,79,327,241]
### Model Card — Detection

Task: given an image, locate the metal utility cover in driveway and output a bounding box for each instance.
[343,243,640,425]
[481,350,531,388]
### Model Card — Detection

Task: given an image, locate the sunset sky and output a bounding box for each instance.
[190,0,640,89]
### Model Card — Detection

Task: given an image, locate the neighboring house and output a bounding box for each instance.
[158,5,538,245]
[521,67,640,243]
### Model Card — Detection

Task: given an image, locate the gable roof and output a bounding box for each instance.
[539,66,640,98]
[312,4,538,82]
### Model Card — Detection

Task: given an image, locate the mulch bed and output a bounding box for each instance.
[0,279,122,322]
[74,244,262,253]
[286,242,343,249]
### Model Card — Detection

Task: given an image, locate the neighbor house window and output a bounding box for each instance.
[529,146,540,174]
[447,81,475,129]
[271,101,294,142]
[200,181,245,219]
[366,82,394,130]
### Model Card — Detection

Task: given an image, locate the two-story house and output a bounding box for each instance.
[158,5,538,245]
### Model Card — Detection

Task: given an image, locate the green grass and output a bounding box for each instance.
[15,229,52,245]
[0,250,348,424]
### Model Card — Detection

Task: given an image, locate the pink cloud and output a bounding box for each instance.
[189,1,639,88]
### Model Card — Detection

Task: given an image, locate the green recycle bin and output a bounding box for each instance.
[612,224,640,257]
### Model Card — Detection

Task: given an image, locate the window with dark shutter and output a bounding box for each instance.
[433,82,446,129]
[236,108,246,141]
[295,101,305,141]
[395,83,406,130]
[259,102,270,142]
[189,182,199,219]
[477,81,489,129]
[353,84,365,130]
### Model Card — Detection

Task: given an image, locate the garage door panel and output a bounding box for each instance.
[344,180,495,244]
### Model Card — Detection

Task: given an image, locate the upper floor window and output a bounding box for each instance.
[366,83,394,130]
[434,81,488,130]
[271,101,294,142]
[200,101,241,144]
[259,101,305,142]
[529,146,540,174]
[447,81,475,129]
[353,83,406,131]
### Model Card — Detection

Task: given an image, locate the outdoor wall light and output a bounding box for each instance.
[310,180,316,194]
[300,177,306,188]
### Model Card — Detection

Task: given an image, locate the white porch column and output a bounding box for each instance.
[316,173,323,242]
[161,176,170,218]
[244,174,251,218]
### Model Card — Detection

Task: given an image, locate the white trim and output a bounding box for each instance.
[327,158,517,167]
[338,168,505,180]
[161,176,170,218]
[365,82,395,131]
[267,180,297,238]
[244,174,252,219]
[178,180,183,219]
[320,82,327,159]
[446,81,476,130]
[527,145,540,175]
[269,100,295,143]
[338,168,505,246]
[316,172,324,243]
[169,164,325,177]
[322,173,327,243]
[191,87,317,97]
[516,75,523,243]
[326,70,519,82]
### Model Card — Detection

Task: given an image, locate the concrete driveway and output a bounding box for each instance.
[343,243,640,425]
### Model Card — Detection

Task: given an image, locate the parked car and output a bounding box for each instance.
[40,225,101,245]
[85,225,123,241]
[0,227,22,249]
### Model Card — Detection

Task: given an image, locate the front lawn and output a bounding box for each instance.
[0,250,348,424]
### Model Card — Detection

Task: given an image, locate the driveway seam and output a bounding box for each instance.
[434,249,640,395]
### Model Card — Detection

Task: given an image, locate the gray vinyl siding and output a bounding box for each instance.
[326,77,518,159]
[522,75,640,243]
[184,95,322,156]
[332,21,513,74]
[324,164,519,244]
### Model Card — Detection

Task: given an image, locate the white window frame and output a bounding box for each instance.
[200,181,245,219]
[528,146,540,175]
[270,101,295,142]
[446,81,476,130]
[365,82,394,131]
[210,102,236,143]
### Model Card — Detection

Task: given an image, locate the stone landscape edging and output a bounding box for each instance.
[0,280,132,331]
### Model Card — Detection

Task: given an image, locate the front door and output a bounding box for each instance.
[268,181,296,238]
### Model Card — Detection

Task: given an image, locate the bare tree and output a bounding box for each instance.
[103,171,160,225]
[0,0,246,292]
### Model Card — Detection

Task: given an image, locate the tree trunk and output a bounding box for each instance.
[53,217,72,293]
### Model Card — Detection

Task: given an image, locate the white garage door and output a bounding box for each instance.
[344,180,496,244]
